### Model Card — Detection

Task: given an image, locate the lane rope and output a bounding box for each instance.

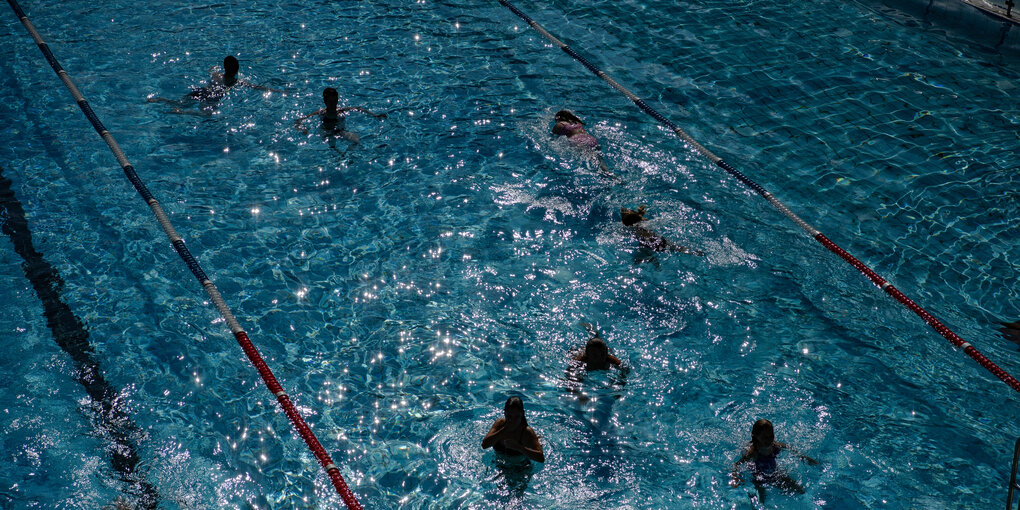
[5,1,365,506]
[497,0,1020,394]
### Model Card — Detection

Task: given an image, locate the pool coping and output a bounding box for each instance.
[959,0,1019,23]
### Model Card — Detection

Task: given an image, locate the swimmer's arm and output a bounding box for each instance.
[799,452,820,465]
[667,239,704,257]
[239,80,286,94]
[733,447,755,469]
[730,448,755,486]
[507,428,544,463]
[608,354,623,367]
[481,418,506,449]
[781,442,819,465]
[146,96,180,105]
[339,106,387,119]
[168,108,212,117]
[682,246,706,257]
[596,156,618,180]
[294,109,325,133]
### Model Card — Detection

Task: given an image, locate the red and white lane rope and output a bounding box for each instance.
[6,1,365,506]
[498,0,1020,393]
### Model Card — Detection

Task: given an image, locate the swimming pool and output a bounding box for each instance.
[1,0,1018,507]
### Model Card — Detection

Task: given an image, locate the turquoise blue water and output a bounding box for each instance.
[1,0,1018,508]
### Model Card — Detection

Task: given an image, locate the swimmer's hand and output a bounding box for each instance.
[374,113,387,119]
[676,245,705,257]
[481,419,507,449]
[730,472,744,488]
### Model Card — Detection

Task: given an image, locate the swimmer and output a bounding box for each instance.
[621,205,703,256]
[482,397,545,463]
[565,322,628,405]
[552,110,615,178]
[573,322,623,371]
[999,320,1020,349]
[730,419,819,504]
[147,56,284,115]
[294,87,386,144]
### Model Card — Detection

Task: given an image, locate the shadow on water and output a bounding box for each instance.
[0,167,159,509]
[564,367,629,482]
[0,52,167,338]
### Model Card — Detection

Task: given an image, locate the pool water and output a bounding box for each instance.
[1,0,1018,508]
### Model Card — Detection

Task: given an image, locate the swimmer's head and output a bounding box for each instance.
[585,336,610,367]
[751,418,775,449]
[621,205,648,226]
[223,56,239,77]
[504,396,528,428]
[323,87,339,108]
[554,110,583,124]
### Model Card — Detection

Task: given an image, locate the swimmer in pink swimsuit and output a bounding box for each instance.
[552,110,615,178]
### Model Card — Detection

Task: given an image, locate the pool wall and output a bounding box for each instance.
[858,0,1020,55]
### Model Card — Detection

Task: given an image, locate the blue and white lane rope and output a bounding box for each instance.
[5,1,364,506]
[497,0,1020,393]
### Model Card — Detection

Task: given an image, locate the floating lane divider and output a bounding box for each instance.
[5,1,364,507]
[497,0,1020,394]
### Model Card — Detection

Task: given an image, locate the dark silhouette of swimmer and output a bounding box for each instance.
[573,322,623,371]
[731,419,819,504]
[565,322,628,406]
[621,205,703,257]
[999,320,1020,349]
[147,56,284,115]
[552,109,616,179]
[482,397,545,463]
[294,87,386,144]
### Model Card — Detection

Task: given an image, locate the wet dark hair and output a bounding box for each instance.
[585,336,609,359]
[504,396,528,429]
[751,418,774,447]
[223,56,239,75]
[554,110,583,124]
[621,206,647,226]
[323,87,339,106]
